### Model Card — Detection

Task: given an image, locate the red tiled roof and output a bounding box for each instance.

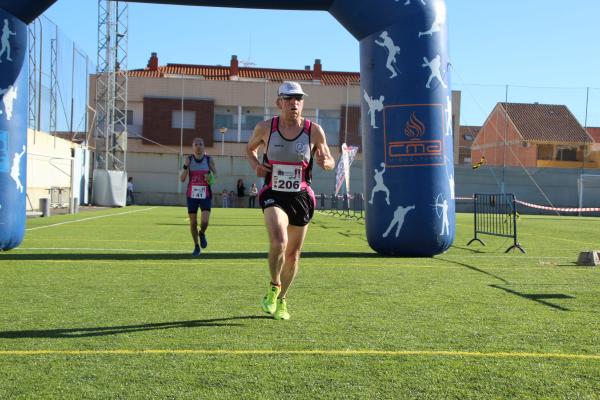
[128,63,360,86]
[586,127,600,143]
[500,102,592,144]
[458,125,480,148]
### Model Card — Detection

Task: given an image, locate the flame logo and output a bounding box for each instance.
[404,112,425,138]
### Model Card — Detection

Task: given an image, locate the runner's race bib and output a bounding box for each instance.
[191,185,207,199]
[272,164,302,192]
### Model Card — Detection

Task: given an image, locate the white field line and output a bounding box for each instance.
[26,207,158,231]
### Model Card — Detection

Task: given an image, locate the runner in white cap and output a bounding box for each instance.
[246,81,335,320]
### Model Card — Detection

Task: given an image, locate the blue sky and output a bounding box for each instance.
[42,0,600,126]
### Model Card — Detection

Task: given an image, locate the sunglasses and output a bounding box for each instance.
[281,94,304,101]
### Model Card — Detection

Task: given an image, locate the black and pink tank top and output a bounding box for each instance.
[186,154,212,199]
[263,117,313,192]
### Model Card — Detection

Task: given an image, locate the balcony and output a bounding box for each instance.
[536,159,598,169]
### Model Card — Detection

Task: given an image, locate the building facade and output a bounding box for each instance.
[457,125,480,166]
[89,53,462,202]
[91,53,462,159]
[471,102,597,169]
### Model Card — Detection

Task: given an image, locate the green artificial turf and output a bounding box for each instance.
[1,207,599,399]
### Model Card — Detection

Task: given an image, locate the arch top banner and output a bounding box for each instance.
[0,0,336,24]
[1,0,428,39]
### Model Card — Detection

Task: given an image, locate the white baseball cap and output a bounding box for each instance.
[277,81,308,97]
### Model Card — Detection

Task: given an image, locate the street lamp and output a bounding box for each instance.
[219,127,228,156]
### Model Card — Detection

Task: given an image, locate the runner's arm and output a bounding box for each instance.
[311,123,335,171]
[180,155,191,182]
[246,121,272,177]
[209,156,217,176]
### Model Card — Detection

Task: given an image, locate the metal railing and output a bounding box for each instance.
[317,193,364,220]
[467,193,525,253]
[49,186,71,208]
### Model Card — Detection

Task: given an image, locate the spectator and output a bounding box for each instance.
[229,190,236,208]
[127,176,135,205]
[248,183,258,208]
[236,178,246,207]
[221,189,229,208]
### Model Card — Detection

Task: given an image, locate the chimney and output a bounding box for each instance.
[147,52,158,71]
[304,65,310,71]
[312,59,322,81]
[230,55,239,80]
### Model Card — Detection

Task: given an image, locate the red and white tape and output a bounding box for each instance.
[454,196,600,212]
[515,199,600,213]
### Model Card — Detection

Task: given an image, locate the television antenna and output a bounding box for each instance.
[239,32,256,67]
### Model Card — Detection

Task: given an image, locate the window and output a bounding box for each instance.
[463,134,473,141]
[263,107,277,120]
[319,109,341,146]
[171,110,196,129]
[537,144,553,160]
[239,107,266,142]
[214,106,237,130]
[116,109,134,127]
[242,115,265,131]
[556,146,578,161]
[241,107,266,130]
[213,106,237,142]
[214,114,236,130]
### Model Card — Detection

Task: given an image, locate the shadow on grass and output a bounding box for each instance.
[435,257,510,285]
[437,258,575,311]
[449,245,485,254]
[337,231,368,241]
[0,251,380,261]
[0,316,270,339]
[155,223,259,227]
[489,284,574,311]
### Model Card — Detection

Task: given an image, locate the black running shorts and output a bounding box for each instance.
[259,187,315,227]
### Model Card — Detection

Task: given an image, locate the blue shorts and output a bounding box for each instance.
[187,197,212,214]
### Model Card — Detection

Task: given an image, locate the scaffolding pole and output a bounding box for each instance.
[95,0,128,171]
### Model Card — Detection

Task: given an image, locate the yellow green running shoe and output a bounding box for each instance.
[261,284,280,314]
[274,298,290,320]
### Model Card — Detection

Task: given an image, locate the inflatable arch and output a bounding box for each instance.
[0,0,454,256]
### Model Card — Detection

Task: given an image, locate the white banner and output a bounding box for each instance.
[335,143,359,195]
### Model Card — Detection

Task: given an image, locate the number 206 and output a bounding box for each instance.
[277,180,300,190]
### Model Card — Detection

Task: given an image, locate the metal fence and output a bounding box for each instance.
[317,193,365,220]
[467,193,525,253]
[28,16,95,139]
[49,186,71,208]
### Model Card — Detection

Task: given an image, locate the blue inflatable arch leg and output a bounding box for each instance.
[0,8,27,251]
[331,0,455,255]
[1,0,454,255]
